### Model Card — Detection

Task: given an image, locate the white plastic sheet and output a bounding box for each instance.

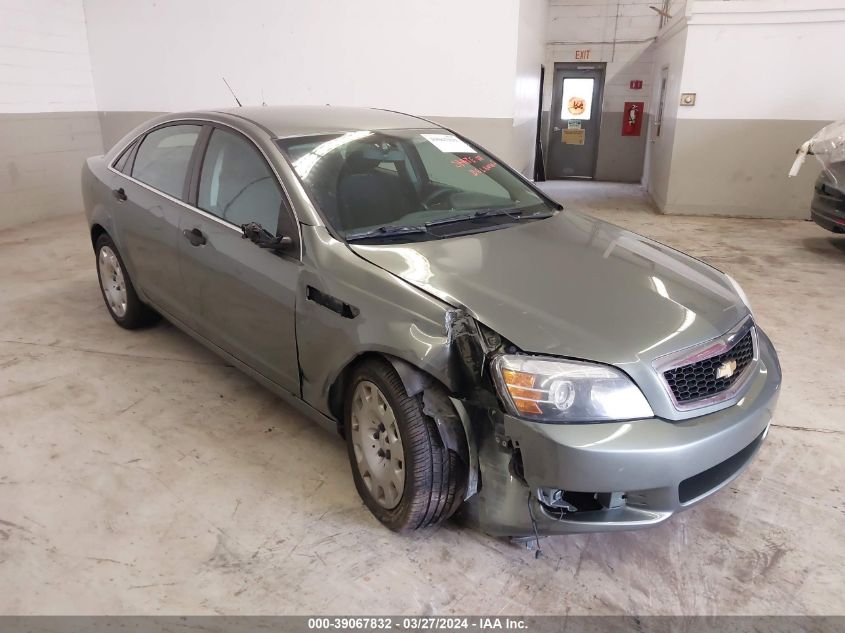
[789,120,845,183]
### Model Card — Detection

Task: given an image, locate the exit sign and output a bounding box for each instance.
[630,80,643,90]
[575,49,591,60]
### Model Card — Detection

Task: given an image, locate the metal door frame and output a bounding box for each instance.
[547,62,607,180]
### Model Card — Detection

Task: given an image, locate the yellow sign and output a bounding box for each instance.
[567,96,587,117]
[563,129,586,145]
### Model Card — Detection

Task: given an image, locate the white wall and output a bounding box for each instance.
[83,0,520,119]
[0,0,549,229]
[679,0,845,121]
[644,16,687,209]
[0,0,102,230]
[544,0,660,114]
[0,0,98,113]
[513,0,549,175]
[83,0,554,173]
[543,0,662,181]
[644,0,845,219]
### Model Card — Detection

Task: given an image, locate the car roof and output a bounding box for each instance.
[210,105,441,138]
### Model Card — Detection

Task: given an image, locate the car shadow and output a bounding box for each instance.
[802,235,845,258]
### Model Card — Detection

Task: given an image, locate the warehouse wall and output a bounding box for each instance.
[649,0,844,219]
[512,0,548,177]
[0,0,103,230]
[84,0,546,175]
[643,14,687,211]
[434,0,546,178]
[543,0,660,182]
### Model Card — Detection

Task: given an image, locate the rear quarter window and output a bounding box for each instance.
[112,140,137,174]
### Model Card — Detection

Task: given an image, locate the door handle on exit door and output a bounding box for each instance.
[183,228,207,247]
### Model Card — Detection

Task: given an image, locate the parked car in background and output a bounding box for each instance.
[790,120,845,234]
[811,163,845,233]
[82,106,781,538]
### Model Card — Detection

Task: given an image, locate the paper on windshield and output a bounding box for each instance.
[421,133,476,154]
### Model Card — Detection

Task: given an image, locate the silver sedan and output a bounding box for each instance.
[82,106,781,537]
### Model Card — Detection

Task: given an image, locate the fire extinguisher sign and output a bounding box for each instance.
[622,101,644,137]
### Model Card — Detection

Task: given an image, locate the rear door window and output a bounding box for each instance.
[131,124,201,199]
[197,127,283,232]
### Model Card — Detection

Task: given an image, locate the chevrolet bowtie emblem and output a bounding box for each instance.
[715,359,738,379]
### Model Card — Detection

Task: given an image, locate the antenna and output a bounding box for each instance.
[222,77,242,107]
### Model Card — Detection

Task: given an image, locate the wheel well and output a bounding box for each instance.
[90,223,107,250]
[327,352,450,429]
[328,351,474,495]
[327,352,387,430]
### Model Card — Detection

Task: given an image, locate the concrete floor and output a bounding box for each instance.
[1,181,843,615]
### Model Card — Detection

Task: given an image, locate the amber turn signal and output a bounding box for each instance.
[501,368,543,415]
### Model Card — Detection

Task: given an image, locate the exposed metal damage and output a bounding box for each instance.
[417,307,782,540]
[438,308,626,542]
[387,307,525,509]
[283,227,782,539]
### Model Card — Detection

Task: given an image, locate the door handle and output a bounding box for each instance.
[112,187,127,202]
[553,126,561,132]
[183,228,207,247]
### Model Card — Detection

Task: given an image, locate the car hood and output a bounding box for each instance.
[349,212,747,366]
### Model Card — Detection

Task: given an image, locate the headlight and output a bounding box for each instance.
[492,355,653,423]
[725,274,753,316]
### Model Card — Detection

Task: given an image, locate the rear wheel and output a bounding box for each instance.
[344,358,466,531]
[95,234,158,329]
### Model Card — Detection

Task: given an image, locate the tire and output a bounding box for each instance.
[95,233,159,329]
[344,358,466,532]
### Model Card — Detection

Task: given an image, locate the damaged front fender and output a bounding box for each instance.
[386,354,481,500]
[297,227,517,502]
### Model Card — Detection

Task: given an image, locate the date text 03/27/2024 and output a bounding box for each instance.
[307,617,528,630]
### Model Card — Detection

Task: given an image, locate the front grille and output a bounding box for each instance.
[664,329,755,404]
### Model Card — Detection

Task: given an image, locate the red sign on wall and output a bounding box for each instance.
[575,49,591,60]
[622,102,644,136]
[629,80,643,90]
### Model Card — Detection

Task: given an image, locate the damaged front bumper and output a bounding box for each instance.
[460,330,781,537]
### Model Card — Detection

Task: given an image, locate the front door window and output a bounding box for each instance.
[198,128,283,232]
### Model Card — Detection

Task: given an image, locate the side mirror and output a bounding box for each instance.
[241,222,293,252]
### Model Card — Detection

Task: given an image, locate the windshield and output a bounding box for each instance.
[277,129,556,242]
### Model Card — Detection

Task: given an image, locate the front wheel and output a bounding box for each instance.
[344,358,466,532]
[345,360,466,532]
[95,234,158,329]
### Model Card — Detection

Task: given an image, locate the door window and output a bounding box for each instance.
[131,124,201,198]
[560,78,594,120]
[198,128,283,232]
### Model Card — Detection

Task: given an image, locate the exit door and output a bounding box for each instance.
[547,63,605,179]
